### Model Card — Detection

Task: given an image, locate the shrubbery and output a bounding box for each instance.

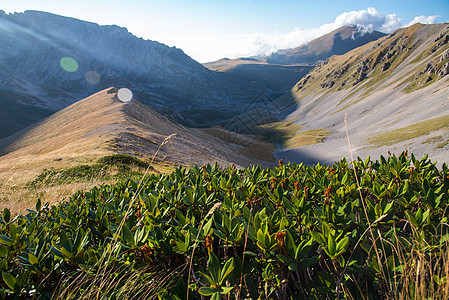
[1,153,448,299]
[28,154,151,187]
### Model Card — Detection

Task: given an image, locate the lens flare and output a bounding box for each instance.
[85,71,101,85]
[117,88,133,103]
[60,57,78,72]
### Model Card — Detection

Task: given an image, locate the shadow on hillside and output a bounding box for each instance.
[213,88,329,166]
[227,64,313,91]
[275,147,334,166]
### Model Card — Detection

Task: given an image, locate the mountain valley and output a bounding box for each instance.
[0,10,449,212]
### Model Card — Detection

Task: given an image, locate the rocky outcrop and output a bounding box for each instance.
[352,59,371,85]
[440,62,449,76]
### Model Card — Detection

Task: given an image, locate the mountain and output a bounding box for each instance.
[274,23,449,165]
[266,25,386,65]
[204,58,314,93]
[0,87,274,186]
[203,25,385,114]
[0,10,268,139]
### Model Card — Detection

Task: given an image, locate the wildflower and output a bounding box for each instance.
[294,181,301,190]
[205,234,213,253]
[324,186,332,200]
[275,231,286,247]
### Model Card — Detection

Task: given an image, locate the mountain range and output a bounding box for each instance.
[276,22,449,165]
[266,25,386,65]
[0,87,275,186]
[1,10,449,188]
[0,10,280,138]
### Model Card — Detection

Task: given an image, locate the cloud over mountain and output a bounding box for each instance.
[175,7,440,62]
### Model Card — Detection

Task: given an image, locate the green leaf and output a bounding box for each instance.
[208,252,221,284]
[198,286,219,296]
[277,254,292,265]
[2,271,16,291]
[288,262,298,271]
[60,231,73,253]
[36,198,42,212]
[50,245,63,258]
[299,255,320,266]
[61,247,74,260]
[0,245,8,258]
[220,258,235,284]
[422,209,430,225]
[415,208,423,225]
[28,253,39,265]
[295,240,313,260]
[220,286,234,294]
[383,201,394,214]
[311,231,326,246]
[375,203,382,218]
[198,271,215,286]
[327,233,336,257]
[211,293,222,300]
[336,236,350,257]
[0,235,14,246]
[405,210,419,228]
[203,217,213,235]
[341,172,349,185]
[122,224,134,246]
[2,208,10,224]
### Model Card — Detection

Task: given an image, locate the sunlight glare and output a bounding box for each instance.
[117,88,133,103]
[85,71,101,85]
[60,57,79,72]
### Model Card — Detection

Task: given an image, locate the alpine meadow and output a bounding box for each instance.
[0,5,449,300]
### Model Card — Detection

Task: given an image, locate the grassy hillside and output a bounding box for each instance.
[0,87,281,217]
[1,152,448,299]
[272,23,449,166]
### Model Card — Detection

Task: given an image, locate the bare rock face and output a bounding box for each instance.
[440,62,449,76]
[321,80,335,89]
[380,62,391,71]
[352,59,371,85]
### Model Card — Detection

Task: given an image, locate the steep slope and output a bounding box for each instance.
[0,10,265,138]
[266,25,386,65]
[275,23,449,165]
[204,58,313,92]
[203,25,385,118]
[0,87,274,186]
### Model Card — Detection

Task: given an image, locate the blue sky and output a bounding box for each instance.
[1,0,448,62]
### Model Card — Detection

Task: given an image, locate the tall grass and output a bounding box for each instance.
[345,113,449,299]
[393,225,449,299]
[53,134,177,299]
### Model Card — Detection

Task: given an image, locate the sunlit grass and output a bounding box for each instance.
[368,115,449,147]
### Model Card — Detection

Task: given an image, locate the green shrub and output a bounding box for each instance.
[97,154,151,169]
[1,153,448,299]
[28,155,151,188]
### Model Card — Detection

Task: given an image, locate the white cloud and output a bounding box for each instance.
[405,15,440,27]
[165,7,440,62]
[332,7,402,33]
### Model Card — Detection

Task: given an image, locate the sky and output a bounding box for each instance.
[1,0,448,62]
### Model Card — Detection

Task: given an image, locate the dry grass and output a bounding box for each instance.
[286,128,330,148]
[393,233,449,300]
[368,114,449,147]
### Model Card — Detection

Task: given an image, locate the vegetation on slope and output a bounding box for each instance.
[27,154,151,187]
[368,114,449,147]
[1,153,448,299]
[291,23,449,103]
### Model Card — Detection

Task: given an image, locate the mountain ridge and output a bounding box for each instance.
[0,10,273,139]
[266,25,387,65]
[275,22,449,165]
[0,87,274,185]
